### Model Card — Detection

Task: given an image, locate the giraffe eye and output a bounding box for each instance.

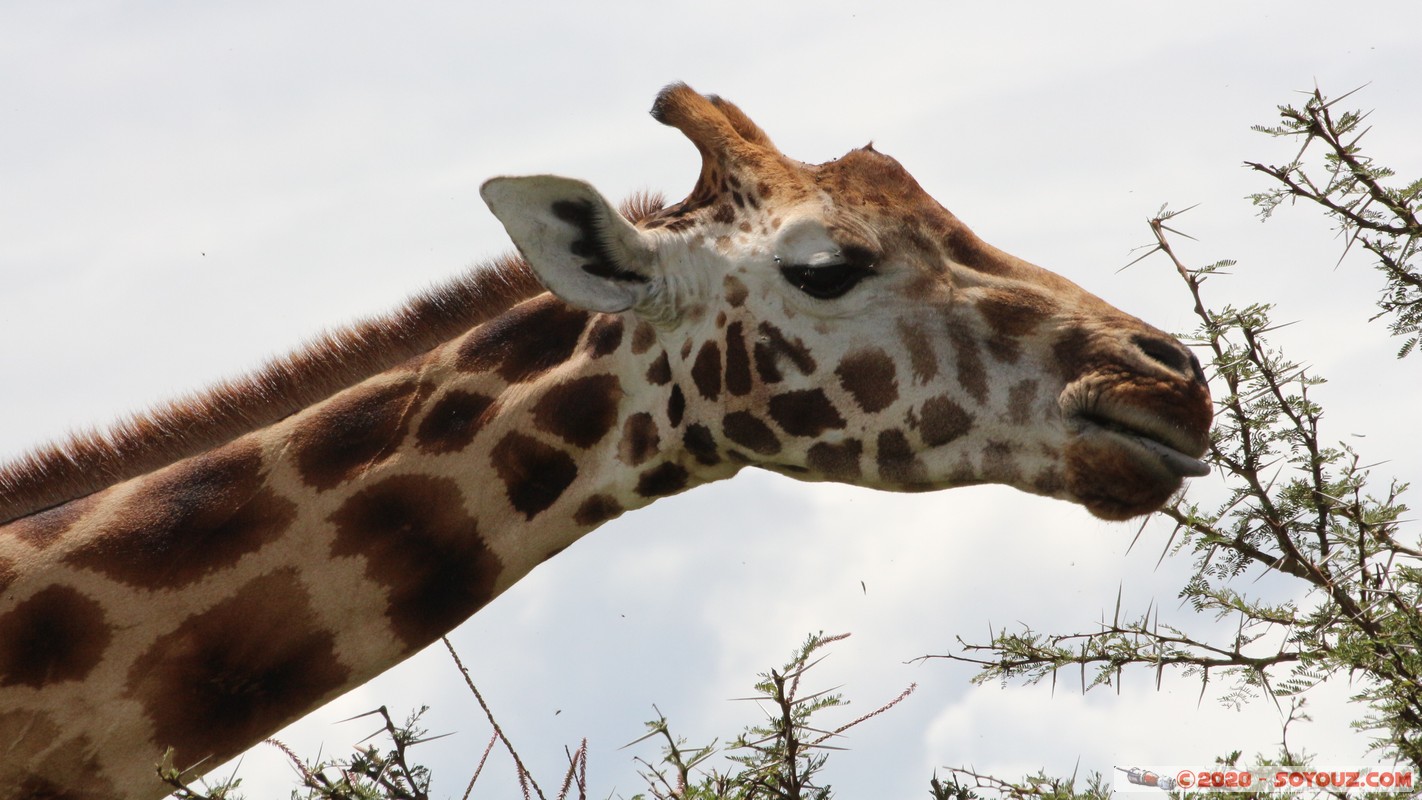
[779,263,874,300]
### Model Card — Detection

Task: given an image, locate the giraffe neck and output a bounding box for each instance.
[0,292,699,799]
[0,254,546,527]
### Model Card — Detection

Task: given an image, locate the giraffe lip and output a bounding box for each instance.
[1074,411,1211,478]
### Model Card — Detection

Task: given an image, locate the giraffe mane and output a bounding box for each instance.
[0,254,545,525]
[0,193,667,526]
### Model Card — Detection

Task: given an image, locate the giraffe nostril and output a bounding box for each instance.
[1187,350,1206,384]
[1131,333,1197,380]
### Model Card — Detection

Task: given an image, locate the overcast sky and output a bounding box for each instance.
[3,2,1421,798]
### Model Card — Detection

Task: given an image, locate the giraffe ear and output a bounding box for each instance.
[481,176,658,314]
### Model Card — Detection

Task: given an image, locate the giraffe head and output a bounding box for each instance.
[483,83,1212,520]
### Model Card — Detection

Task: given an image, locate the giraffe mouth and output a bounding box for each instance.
[1072,408,1211,478]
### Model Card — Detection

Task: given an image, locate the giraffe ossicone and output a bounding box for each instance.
[0,83,1211,799]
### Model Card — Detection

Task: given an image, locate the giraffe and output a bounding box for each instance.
[0,83,1211,799]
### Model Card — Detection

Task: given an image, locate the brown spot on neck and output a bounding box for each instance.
[584,314,625,358]
[531,374,622,449]
[0,586,110,688]
[636,463,690,498]
[125,569,349,772]
[666,385,686,428]
[683,423,720,466]
[619,413,661,467]
[329,475,500,650]
[455,295,591,382]
[645,352,672,385]
[490,432,578,519]
[574,494,624,526]
[292,379,431,491]
[415,390,498,455]
[6,492,98,550]
[65,438,296,590]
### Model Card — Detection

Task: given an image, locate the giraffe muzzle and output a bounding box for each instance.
[1073,412,1211,478]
